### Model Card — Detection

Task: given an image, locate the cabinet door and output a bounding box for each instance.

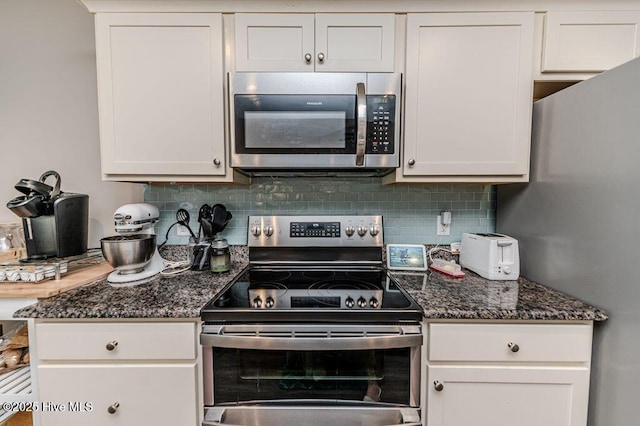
[403,13,534,177]
[427,365,590,426]
[543,11,640,72]
[38,364,198,426]
[234,14,315,72]
[315,14,395,72]
[95,13,226,177]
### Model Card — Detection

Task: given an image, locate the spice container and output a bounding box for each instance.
[210,239,230,273]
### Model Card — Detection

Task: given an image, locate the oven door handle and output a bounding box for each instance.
[203,406,421,426]
[200,333,422,351]
[355,81,367,167]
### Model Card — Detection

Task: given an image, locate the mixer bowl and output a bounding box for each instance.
[100,234,156,275]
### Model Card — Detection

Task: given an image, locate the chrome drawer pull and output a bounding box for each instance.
[507,342,520,353]
[434,381,444,392]
[106,341,118,351]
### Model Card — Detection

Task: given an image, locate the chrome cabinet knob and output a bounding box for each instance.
[304,53,312,63]
[317,52,325,62]
[408,159,416,166]
[508,342,520,353]
[434,381,444,392]
[213,158,221,166]
[107,402,120,414]
[106,341,118,351]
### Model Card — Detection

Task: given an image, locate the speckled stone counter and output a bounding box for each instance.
[13,246,250,319]
[13,245,607,321]
[392,270,608,321]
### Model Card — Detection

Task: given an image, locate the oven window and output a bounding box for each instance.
[245,111,346,149]
[213,348,411,405]
[234,94,356,154]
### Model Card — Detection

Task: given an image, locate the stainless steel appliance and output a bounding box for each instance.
[497,57,640,424]
[6,170,88,260]
[229,73,401,176]
[200,215,422,426]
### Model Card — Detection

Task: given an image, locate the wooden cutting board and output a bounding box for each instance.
[0,262,113,298]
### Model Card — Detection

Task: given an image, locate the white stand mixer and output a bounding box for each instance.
[105,203,165,285]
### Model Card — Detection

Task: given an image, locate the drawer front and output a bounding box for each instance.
[429,323,592,363]
[38,364,198,426]
[36,322,197,361]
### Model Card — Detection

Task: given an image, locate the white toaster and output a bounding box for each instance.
[460,233,520,280]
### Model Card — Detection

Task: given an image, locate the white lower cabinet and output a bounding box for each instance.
[34,321,200,426]
[424,322,593,426]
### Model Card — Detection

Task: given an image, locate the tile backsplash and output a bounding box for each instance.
[145,177,496,245]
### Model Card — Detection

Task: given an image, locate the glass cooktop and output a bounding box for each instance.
[201,266,422,323]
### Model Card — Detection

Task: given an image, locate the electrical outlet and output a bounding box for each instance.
[436,215,450,236]
[176,224,190,237]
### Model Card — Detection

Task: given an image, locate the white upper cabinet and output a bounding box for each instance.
[234,13,395,72]
[387,12,534,183]
[542,11,640,73]
[95,13,228,181]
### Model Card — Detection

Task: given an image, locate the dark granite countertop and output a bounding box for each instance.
[13,245,607,321]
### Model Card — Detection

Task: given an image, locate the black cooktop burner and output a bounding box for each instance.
[201,266,422,323]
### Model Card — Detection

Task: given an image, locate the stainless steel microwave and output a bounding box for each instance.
[229,72,401,176]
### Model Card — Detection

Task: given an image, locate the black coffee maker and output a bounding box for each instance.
[6,171,88,260]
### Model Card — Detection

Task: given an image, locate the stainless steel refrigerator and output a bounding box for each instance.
[497,56,640,425]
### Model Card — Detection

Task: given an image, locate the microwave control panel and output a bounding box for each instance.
[366,95,396,154]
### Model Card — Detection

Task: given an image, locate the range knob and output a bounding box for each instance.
[252,297,262,308]
[345,225,355,237]
[345,297,355,308]
[251,225,261,237]
[369,298,379,308]
[357,226,368,237]
[369,225,380,237]
[264,225,274,237]
[357,297,368,308]
[265,297,275,308]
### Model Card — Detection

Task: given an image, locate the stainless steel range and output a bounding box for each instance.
[200,215,423,426]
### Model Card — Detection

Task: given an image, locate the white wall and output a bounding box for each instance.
[0,0,143,248]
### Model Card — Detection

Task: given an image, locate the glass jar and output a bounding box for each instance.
[210,238,231,273]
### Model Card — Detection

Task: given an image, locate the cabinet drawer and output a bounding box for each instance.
[429,323,592,363]
[38,364,198,426]
[36,322,196,361]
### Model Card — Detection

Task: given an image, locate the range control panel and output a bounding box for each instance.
[290,222,341,238]
[248,215,383,247]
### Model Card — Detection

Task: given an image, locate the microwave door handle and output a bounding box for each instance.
[356,82,366,167]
